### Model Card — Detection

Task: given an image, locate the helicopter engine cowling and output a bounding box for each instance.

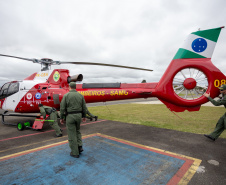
[67,74,83,83]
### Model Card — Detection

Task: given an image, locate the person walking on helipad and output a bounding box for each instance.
[60,82,87,158]
[204,84,226,141]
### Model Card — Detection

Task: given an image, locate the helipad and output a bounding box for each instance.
[0,133,201,185]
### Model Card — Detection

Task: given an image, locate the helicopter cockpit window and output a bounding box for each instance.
[0,82,19,99]
[0,83,10,96]
[8,82,19,96]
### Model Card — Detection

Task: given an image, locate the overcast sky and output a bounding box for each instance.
[0,0,225,87]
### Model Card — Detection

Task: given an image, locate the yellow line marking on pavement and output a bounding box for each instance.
[0,136,68,153]
[0,134,95,161]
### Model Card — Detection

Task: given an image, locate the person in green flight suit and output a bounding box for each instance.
[60,82,87,158]
[86,108,98,121]
[38,104,62,137]
[204,84,226,141]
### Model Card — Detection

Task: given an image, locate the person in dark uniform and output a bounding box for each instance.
[86,108,98,121]
[204,84,226,141]
[38,104,62,137]
[60,82,87,158]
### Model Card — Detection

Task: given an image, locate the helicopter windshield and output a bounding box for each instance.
[0,82,19,99]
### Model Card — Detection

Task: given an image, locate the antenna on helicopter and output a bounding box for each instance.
[0,54,153,72]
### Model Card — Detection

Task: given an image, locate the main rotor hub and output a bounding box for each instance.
[183,78,197,90]
[41,58,53,63]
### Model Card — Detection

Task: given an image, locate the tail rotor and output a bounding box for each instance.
[172,67,208,100]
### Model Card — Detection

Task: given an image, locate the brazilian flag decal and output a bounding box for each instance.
[173,27,224,60]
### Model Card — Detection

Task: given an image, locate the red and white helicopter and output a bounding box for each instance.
[0,26,225,129]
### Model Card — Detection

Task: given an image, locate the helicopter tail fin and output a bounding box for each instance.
[154,27,225,112]
[173,26,224,60]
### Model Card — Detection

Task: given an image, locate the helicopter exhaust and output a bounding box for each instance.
[67,74,83,83]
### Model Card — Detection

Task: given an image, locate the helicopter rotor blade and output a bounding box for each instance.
[0,54,153,71]
[0,54,35,62]
[59,61,153,72]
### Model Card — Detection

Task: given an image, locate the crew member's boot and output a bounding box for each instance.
[78,146,84,154]
[204,134,215,141]
[94,116,98,121]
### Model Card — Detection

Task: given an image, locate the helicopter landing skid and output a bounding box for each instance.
[1,111,44,131]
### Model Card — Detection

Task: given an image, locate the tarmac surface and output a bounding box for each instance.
[0,99,226,184]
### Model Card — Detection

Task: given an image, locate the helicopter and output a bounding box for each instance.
[0,26,225,129]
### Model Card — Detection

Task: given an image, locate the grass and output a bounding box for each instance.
[88,104,226,139]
